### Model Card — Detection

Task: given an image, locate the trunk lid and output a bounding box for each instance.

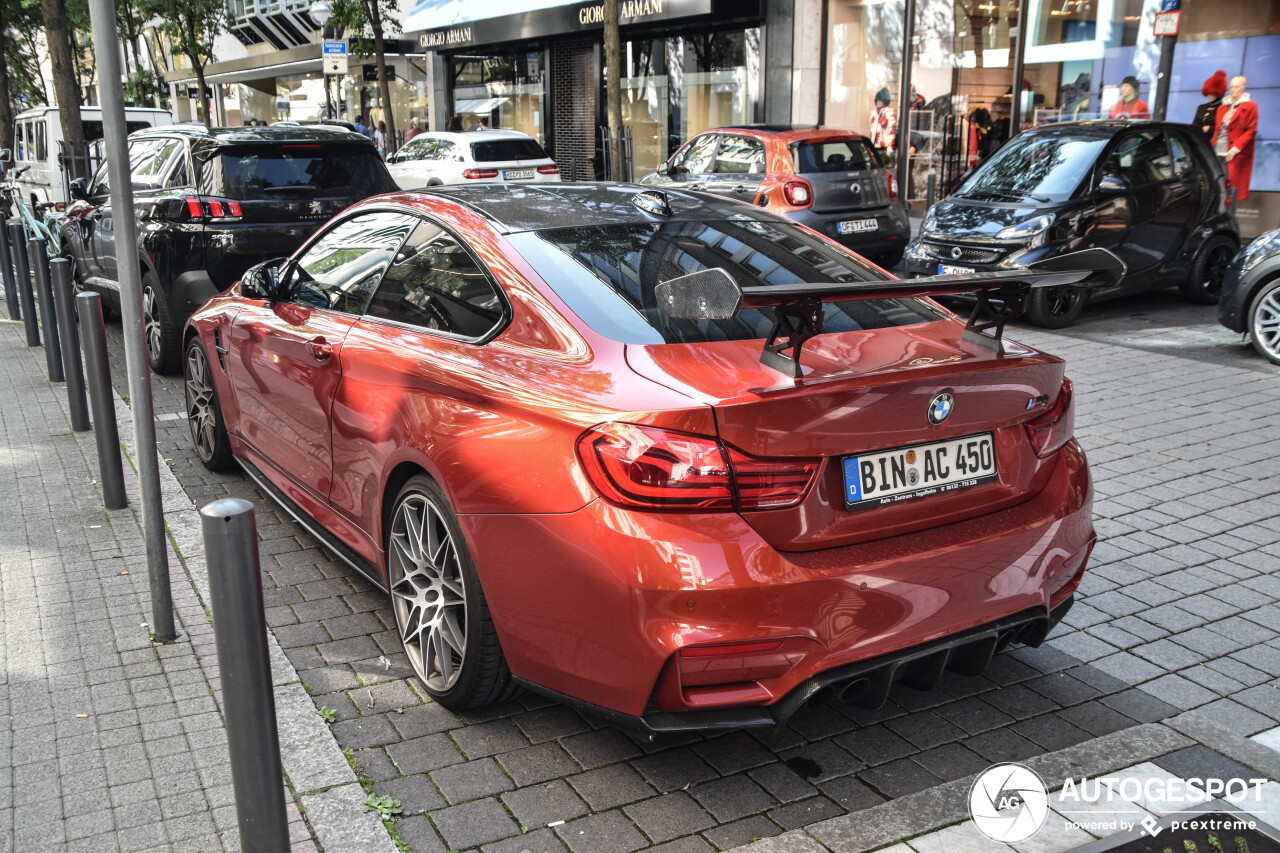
[792,137,891,213]
[625,318,1066,551]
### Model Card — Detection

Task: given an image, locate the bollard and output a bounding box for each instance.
[201,499,290,853]
[9,223,40,346]
[0,219,20,320]
[77,292,127,509]
[926,173,938,212]
[29,238,64,382]
[52,260,90,431]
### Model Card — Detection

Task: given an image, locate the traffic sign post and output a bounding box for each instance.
[1152,1,1181,120]
[322,40,347,120]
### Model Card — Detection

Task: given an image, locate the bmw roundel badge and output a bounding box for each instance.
[928,393,954,425]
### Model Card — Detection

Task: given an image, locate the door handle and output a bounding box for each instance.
[686,182,703,191]
[732,184,747,194]
[306,337,333,362]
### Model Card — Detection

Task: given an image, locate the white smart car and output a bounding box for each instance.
[387,130,561,189]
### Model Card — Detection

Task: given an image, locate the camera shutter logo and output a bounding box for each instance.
[969,763,1049,843]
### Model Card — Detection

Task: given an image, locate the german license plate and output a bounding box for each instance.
[938,263,975,275]
[504,169,534,180]
[837,218,878,234]
[842,433,998,510]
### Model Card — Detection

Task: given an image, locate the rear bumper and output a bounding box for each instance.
[787,203,911,257]
[461,439,1094,727]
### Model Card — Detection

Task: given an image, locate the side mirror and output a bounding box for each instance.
[656,161,669,176]
[0,148,10,164]
[69,177,88,201]
[240,259,286,301]
[1098,175,1128,194]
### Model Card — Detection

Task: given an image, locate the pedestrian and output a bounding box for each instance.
[1194,70,1228,142]
[405,116,423,142]
[446,115,463,133]
[1212,75,1258,200]
[475,117,489,130]
[353,114,368,136]
[374,121,388,159]
[870,88,897,159]
[1108,76,1150,119]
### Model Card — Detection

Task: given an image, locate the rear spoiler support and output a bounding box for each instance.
[654,248,1126,379]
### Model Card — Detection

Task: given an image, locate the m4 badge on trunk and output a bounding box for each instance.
[928,393,954,425]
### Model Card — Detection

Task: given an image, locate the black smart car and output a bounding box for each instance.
[63,125,398,373]
[904,121,1238,327]
[1219,228,1280,365]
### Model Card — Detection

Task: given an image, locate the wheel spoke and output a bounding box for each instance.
[439,610,465,655]
[432,628,453,683]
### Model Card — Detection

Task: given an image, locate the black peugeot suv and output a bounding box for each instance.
[903,121,1239,327]
[62,125,398,373]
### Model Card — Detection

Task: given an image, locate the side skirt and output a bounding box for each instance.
[236,457,388,593]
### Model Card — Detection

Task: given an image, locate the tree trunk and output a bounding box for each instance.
[39,0,87,179]
[192,60,211,125]
[603,0,624,180]
[367,0,396,152]
[0,2,13,154]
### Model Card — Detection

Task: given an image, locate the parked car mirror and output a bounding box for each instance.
[1098,175,1128,193]
[68,177,88,201]
[656,161,669,176]
[0,148,10,164]
[240,259,286,301]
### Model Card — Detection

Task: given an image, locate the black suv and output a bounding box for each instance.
[903,121,1239,327]
[63,125,398,372]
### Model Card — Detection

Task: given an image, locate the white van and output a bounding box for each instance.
[12,106,173,210]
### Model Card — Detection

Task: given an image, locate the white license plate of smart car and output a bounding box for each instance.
[842,433,998,510]
[503,169,535,180]
[938,263,975,275]
[837,218,878,234]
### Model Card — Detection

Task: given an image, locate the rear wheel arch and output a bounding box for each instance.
[380,460,431,551]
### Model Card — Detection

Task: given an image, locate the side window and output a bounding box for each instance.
[676,135,720,174]
[16,122,26,161]
[285,211,416,314]
[1102,132,1173,188]
[90,161,111,196]
[714,136,765,174]
[35,122,47,161]
[365,219,505,339]
[167,151,191,188]
[1169,134,1193,176]
[133,138,183,189]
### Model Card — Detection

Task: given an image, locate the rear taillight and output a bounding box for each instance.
[182,196,243,220]
[462,168,499,179]
[576,423,818,512]
[1025,378,1074,457]
[679,639,791,686]
[782,179,812,207]
[537,164,560,175]
[886,170,899,201]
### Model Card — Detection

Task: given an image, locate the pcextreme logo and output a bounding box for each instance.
[968,764,1271,842]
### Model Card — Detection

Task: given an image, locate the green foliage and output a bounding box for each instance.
[362,793,402,819]
[3,0,48,108]
[318,706,337,723]
[330,0,398,57]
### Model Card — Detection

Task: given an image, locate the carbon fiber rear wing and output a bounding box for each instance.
[655,248,1126,378]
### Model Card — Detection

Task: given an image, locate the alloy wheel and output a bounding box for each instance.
[1045,287,1084,317]
[185,344,217,462]
[143,286,162,363]
[1203,246,1233,298]
[389,493,468,692]
[1253,287,1280,362]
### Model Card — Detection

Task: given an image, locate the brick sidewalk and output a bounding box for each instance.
[78,288,1280,853]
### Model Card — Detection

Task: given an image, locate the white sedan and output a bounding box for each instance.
[387,130,561,189]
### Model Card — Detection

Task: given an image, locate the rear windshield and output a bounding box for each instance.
[471,139,548,162]
[793,140,880,173]
[205,144,395,200]
[508,218,943,345]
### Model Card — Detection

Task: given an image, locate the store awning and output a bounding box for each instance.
[402,0,573,36]
[454,97,511,114]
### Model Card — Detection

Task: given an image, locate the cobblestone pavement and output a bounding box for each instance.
[99,287,1280,853]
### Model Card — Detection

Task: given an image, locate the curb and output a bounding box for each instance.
[111,393,398,852]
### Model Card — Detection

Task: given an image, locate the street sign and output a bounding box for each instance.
[1154,10,1180,36]
[323,40,348,75]
[1159,0,1179,10]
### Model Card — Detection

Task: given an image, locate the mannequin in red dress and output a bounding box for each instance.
[1212,75,1258,200]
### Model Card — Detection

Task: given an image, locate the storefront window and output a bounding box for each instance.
[449,50,546,142]
[669,29,762,144]
[619,39,670,178]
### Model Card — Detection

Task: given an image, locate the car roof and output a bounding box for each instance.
[703,125,871,143]
[128,125,373,145]
[403,183,777,234]
[1022,120,1198,136]
[419,130,538,142]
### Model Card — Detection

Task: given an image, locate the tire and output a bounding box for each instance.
[1247,277,1280,366]
[386,475,517,710]
[1180,235,1236,304]
[1025,286,1087,329]
[183,337,235,471]
[142,272,181,374]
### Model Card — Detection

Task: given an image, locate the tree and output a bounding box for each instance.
[333,0,397,150]
[139,0,226,125]
[1,0,48,147]
[602,0,623,180]
[40,0,88,178]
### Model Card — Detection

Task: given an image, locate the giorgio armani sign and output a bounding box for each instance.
[413,0,713,50]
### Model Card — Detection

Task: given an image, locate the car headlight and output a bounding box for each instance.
[996,214,1056,243]
[922,207,939,232]
[1238,235,1279,272]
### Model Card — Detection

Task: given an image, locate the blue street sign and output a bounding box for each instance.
[323,41,347,55]
[1160,0,1178,10]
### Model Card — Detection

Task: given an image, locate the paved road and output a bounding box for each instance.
[102,288,1280,852]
